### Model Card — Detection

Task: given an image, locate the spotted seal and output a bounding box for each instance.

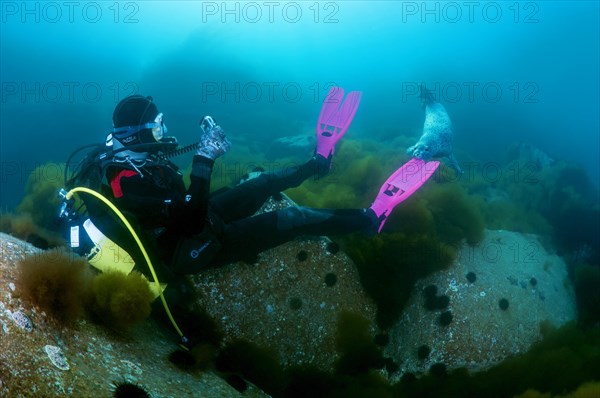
[407,88,463,174]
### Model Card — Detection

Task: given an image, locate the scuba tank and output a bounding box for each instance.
[58,137,199,347]
[59,138,198,257]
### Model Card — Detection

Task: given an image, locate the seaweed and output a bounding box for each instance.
[342,233,455,328]
[334,311,385,376]
[573,264,600,327]
[15,248,93,325]
[90,271,154,329]
[215,339,286,396]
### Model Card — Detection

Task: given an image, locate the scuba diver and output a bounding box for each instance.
[60,88,438,343]
[98,92,438,274]
[64,87,438,275]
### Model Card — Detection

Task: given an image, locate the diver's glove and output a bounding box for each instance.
[196,118,231,160]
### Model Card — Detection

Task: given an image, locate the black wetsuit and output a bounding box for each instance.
[108,154,374,274]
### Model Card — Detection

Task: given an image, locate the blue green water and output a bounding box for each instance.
[1,1,598,208]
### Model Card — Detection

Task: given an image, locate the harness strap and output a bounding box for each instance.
[110,169,138,198]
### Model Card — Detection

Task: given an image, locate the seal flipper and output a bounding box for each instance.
[446,153,464,175]
[420,84,436,109]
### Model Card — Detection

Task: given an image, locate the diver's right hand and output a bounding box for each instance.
[196,124,231,160]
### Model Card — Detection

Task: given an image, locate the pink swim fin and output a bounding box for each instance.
[316,87,362,159]
[370,158,440,233]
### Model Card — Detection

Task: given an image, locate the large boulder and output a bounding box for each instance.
[385,229,577,381]
[0,233,267,398]
[190,195,378,370]
[265,134,315,160]
[1,189,379,396]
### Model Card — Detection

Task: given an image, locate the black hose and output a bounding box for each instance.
[64,140,197,187]
[64,143,105,185]
[162,142,197,159]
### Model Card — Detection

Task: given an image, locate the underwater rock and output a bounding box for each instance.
[265,134,315,160]
[0,233,263,398]
[190,194,377,371]
[385,229,577,381]
[507,142,555,170]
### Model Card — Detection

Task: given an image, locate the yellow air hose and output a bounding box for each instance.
[66,187,188,348]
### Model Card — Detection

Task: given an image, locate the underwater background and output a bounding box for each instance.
[1,1,600,397]
[0,1,598,209]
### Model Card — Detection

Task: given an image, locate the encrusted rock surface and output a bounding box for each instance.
[190,195,378,371]
[0,232,268,398]
[385,229,577,381]
[3,211,577,395]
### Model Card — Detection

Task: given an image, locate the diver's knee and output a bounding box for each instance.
[276,206,333,231]
[277,207,305,231]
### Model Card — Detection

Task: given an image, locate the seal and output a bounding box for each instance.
[407,88,463,174]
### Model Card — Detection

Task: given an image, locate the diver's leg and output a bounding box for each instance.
[214,206,376,263]
[210,155,330,223]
